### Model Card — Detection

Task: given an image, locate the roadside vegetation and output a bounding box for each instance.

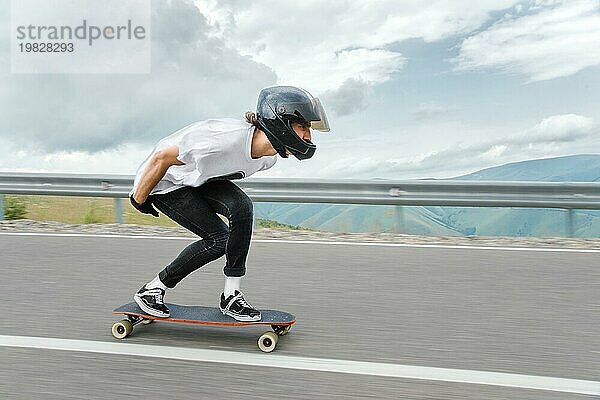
[4,196,28,220]
[255,218,308,230]
[0,195,308,230]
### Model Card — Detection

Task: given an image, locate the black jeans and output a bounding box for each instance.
[150,180,253,288]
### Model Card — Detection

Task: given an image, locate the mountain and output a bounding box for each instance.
[254,154,600,238]
[453,154,600,182]
[256,202,464,236]
[430,154,600,237]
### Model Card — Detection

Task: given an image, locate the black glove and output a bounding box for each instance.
[130,195,159,217]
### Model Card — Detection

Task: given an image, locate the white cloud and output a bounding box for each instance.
[525,114,594,140]
[196,0,518,93]
[1,113,596,179]
[0,0,276,154]
[0,141,153,174]
[320,78,372,116]
[258,113,598,179]
[413,114,597,176]
[452,0,600,81]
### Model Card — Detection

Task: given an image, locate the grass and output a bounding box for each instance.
[4,196,27,220]
[0,195,307,230]
[255,218,308,230]
[1,194,179,226]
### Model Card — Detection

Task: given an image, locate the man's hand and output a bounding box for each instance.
[130,195,159,217]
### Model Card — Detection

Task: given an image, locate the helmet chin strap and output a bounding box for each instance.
[268,132,315,160]
[275,145,289,158]
[262,127,289,158]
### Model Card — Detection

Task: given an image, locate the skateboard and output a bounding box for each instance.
[111,302,296,353]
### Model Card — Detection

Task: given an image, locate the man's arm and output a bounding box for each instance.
[132,145,184,203]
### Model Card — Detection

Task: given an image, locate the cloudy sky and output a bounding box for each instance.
[0,0,599,179]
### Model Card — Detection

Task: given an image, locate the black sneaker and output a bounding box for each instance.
[220,290,261,322]
[134,285,170,317]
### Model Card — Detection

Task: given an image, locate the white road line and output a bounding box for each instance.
[1,335,599,395]
[0,231,599,253]
[0,231,192,241]
[256,240,600,254]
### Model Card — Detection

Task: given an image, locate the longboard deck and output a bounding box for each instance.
[113,302,295,327]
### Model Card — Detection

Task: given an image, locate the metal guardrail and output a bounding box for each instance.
[0,172,599,236]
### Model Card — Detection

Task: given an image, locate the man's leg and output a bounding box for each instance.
[199,180,254,278]
[151,186,230,288]
[200,180,261,321]
[133,186,230,317]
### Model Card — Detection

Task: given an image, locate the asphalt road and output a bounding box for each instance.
[1,233,599,399]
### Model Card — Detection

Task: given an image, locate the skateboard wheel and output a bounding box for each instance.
[258,331,278,353]
[141,319,155,325]
[112,319,133,339]
[271,325,292,336]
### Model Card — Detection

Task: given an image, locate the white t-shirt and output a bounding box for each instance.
[130,118,277,196]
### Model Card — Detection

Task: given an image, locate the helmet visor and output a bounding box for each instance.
[309,97,330,132]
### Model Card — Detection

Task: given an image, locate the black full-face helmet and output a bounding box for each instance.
[256,86,330,160]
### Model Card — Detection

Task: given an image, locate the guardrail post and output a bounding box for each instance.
[394,205,404,233]
[566,209,575,238]
[115,198,124,224]
[0,194,4,221]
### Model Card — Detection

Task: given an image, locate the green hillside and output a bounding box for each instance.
[254,202,463,236]
[255,154,600,238]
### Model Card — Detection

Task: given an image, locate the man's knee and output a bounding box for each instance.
[229,192,253,221]
[210,230,229,254]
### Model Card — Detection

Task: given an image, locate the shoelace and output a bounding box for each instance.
[143,289,164,305]
[234,293,254,309]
